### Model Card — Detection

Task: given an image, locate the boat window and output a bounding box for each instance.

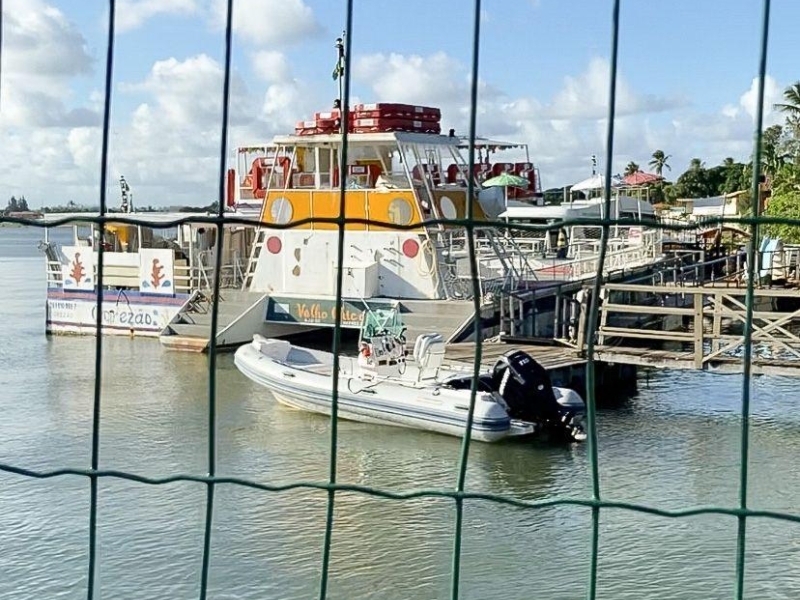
[439,196,458,219]
[387,198,413,225]
[75,224,93,246]
[376,173,410,190]
[270,198,294,224]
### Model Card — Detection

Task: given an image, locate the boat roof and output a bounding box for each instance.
[456,136,527,151]
[40,211,219,225]
[270,131,461,147]
[499,204,589,220]
[500,196,655,220]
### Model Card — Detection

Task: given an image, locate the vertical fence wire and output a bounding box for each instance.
[87,1,116,597]
[449,1,483,598]
[317,2,355,598]
[581,0,621,597]
[198,0,234,597]
[736,1,772,597]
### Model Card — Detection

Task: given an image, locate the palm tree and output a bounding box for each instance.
[624,161,640,176]
[774,81,800,130]
[648,150,672,177]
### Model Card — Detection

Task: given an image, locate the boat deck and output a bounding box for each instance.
[443,341,586,372]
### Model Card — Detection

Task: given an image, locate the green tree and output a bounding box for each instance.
[761,124,789,179]
[689,158,705,171]
[721,160,748,194]
[624,161,640,176]
[774,81,800,132]
[649,150,671,176]
[763,166,800,242]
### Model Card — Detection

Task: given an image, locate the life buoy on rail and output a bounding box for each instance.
[357,341,373,369]
[250,156,293,199]
[226,168,236,207]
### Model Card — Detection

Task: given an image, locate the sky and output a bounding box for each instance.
[1,0,799,208]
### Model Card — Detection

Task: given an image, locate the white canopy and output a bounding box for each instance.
[570,174,623,192]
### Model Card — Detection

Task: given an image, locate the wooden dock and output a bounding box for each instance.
[594,346,800,377]
[444,341,585,372]
[590,282,800,378]
[443,340,636,398]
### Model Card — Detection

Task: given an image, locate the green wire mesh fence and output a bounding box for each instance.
[0,0,795,599]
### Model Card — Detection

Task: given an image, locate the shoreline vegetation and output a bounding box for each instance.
[0,200,220,222]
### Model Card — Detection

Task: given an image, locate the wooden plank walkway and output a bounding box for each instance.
[444,341,586,372]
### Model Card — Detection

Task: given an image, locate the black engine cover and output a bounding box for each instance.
[492,350,563,423]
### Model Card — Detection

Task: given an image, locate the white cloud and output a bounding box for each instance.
[736,75,783,125]
[107,53,318,205]
[356,52,466,107]
[123,54,253,127]
[251,51,291,84]
[110,55,258,201]
[116,0,198,32]
[352,52,689,188]
[1,0,97,127]
[211,0,321,47]
[67,128,100,170]
[0,0,104,204]
[3,0,92,78]
[547,57,685,120]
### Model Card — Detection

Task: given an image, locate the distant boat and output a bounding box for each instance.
[234,330,587,443]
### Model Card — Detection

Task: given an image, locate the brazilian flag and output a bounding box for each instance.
[332,57,344,80]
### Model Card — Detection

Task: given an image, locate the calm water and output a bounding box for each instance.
[2,226,800,599]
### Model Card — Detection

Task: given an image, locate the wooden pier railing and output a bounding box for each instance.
[586,283,800,376]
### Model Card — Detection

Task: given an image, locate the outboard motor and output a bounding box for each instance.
[492,350,586,442]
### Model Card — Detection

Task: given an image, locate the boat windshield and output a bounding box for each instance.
[361,307,405,340]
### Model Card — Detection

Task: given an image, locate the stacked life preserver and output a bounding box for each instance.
[294,103,442,136]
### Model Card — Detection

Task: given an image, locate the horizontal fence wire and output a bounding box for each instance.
[0,0,796,599]
[8,213,800,233]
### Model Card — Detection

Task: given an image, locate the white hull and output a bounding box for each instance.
[235,336,538,443]
[46,291,189,338]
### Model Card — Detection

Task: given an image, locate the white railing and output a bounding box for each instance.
[434,225,666,299]
[532,231,663,281]
[46,260,62,287]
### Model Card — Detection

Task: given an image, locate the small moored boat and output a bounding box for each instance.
[234,330,586,443]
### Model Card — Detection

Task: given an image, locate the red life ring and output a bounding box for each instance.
[250,156,292,199]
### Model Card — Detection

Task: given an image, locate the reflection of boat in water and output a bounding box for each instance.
[234,313,586,444]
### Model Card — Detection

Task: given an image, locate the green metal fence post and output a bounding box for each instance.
[736,2,772,598]
[450,1,483,598]
[87,1,117,597]
[198,0,235,597]
[318,2,355,598]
